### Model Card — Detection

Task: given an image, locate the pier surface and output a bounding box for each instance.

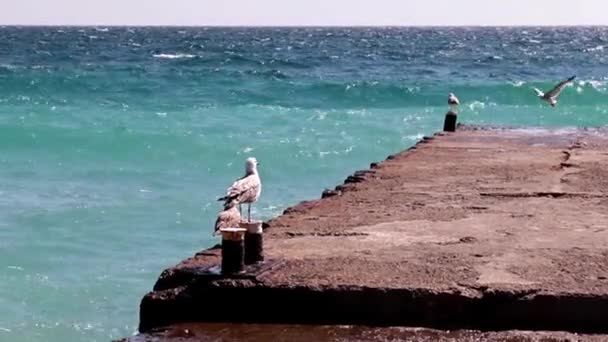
[132,126,608,340]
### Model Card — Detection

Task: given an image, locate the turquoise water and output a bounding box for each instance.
[0,26,607,341]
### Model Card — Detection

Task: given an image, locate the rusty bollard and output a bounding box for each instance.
[220,227,246,274]
[443,110,458,132]
[240,221,264,265]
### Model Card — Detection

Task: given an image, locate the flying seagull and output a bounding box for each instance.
[214,200,241,236]
[448,93,460,111]
[218,157,262,222]
[533,76,576,107]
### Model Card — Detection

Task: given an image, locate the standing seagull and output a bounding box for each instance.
[448,93,460,111]
[218,157,261,222]
[533,76,576,107]
[213,200,241,236]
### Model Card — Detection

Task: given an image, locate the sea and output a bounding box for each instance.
[0,26,607,341]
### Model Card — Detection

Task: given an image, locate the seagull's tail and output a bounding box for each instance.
[217,195,236,203]
[533,87,544,97]
[218,196,240,209]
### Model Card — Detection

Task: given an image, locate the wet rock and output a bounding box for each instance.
[344,175,365,184]
[321,189,341,198]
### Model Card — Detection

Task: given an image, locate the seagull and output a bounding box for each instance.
[213,200,241,236]
[533,76,576,107]
[218,157,261,222]
[448,93,460,111]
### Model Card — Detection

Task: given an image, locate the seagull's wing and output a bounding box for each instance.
[545,76,576,98]
[533,87,545,97]
[217,174,249,201]
[225,174,260,203]
[213,214,225,235]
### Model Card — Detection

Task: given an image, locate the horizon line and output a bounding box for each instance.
[1,24,608,28]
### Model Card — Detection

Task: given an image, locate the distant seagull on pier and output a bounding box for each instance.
[533,76,576,107]
[218,157,262,222]
[448,93,460,111]
[214,200,241,236]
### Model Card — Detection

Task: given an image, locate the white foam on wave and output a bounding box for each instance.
[347,109,370,117]
[319,146,353,158]
[404,133,424,141]
[309,110,327,120]
[585,45,605,52]
[578,80,607,92]
[0,64,18,70]
[153,53,196,59]
[468,101,486,111]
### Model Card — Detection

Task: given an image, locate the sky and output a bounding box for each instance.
[2,0,608,26]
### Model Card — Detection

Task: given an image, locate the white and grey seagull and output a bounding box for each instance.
[218,157,262,222]
[213,200,241,236]
[533,76,576,107]
[448,93,460,111]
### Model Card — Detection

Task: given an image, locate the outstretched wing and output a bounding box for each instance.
[533,87,544,97]
[545,76,576,98]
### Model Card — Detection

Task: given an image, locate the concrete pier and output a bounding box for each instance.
[132,126,608,340]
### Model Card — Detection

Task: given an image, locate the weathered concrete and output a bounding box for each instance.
[137,126,608,338]
[119,323,605,342]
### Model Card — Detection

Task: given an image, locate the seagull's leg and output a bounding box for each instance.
[248,203,251,222]
[239,204,242,218]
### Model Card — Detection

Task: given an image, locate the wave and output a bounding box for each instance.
[468,101,488,111]
[153,53,196,59]
[0,64,19,71]
[509,81,526,87]
[243,69,289,80]
[0,64,605,109]
[224,79,608,109]
[576,80,607,93]
[584,45,605,52]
